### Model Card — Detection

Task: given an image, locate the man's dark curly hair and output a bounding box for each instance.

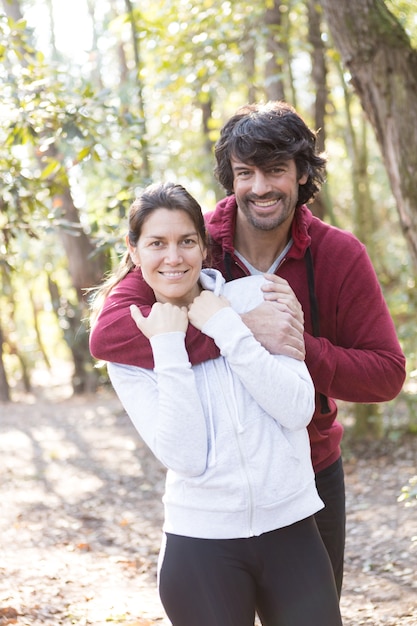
[214,101,327,207]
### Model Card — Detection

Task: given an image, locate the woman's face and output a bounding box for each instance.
[129,208,207,307]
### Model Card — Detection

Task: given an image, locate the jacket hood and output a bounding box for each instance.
[199,268,226,295]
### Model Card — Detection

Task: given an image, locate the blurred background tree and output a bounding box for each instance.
[0,0,415,438]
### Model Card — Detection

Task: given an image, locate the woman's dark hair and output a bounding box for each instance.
[127,181,206,249]
[214,101,327,206]
[90,181,207,323]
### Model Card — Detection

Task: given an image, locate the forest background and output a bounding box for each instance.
[0,0,416,445]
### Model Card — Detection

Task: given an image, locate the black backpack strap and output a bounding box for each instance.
[305,247,331,414]
[223,251,234,281]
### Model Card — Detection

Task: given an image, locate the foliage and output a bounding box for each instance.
[386,0,417,46]
[398,475,417,507]
[0,16,145,252]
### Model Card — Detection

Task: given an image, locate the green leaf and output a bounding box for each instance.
[39,160,61,180]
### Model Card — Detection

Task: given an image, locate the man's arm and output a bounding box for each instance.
[302,248,406,403]
[89,269,220,366]
[241,259,406,403]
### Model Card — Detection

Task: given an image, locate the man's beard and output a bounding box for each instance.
[239,194,295,231]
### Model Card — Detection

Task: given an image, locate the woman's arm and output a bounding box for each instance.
[108,332,209,477]
[189,292,315,430]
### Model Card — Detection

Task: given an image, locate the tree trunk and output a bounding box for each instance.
[55,185,106,301]
[243,43,257,103]
[124,0,152,183]
[0,323,11,403]
[307,0,329,220]
[320,0,417,272]
[307,0,327,154]
[352,403,383,440]
[42,147,104,394]
[47,276,97,394]
[264,0,286,102]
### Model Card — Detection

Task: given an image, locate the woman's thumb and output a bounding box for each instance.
[130,304,144,328]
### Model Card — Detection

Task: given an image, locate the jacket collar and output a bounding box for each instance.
[207,195,313,260]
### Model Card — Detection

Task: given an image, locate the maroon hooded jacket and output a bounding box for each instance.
[90,197,406,472]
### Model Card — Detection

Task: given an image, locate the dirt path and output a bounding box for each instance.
[1,378,416,625]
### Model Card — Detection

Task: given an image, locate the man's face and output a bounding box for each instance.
[231,157,308,231]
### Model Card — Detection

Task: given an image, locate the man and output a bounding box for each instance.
[90,101,406,597]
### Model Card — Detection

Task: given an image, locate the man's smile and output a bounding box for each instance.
[252,199,278,208]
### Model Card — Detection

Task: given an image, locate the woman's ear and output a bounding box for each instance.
[126,234,140,266]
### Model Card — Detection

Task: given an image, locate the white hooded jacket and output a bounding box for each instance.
[108,269,323,539]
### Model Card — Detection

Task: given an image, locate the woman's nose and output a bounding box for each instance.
[165,245,182,264]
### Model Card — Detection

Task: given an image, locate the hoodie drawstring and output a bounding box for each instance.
[202,364,216,467]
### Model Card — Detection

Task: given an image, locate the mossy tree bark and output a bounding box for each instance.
[320,0,417,272]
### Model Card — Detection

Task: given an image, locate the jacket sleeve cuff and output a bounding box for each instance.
[202,307,250,344]
[150,332,190,369]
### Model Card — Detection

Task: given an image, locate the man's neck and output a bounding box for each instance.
[234,216,293,273]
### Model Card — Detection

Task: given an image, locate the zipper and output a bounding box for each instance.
[212,362,254,535]
[224,365,255,536]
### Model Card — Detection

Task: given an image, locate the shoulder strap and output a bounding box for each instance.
[305,247,331,414]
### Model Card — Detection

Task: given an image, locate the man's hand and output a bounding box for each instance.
[188,291,230,330]
[242,274,305,360]
[130,303,188,339]
[261,274,304,322]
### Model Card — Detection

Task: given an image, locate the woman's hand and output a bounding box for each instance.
[130,302,188,339]
[188,291,230,330]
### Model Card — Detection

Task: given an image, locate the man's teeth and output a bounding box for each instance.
[254,199,276,207]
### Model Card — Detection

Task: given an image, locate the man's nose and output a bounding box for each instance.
[251,171,271,196]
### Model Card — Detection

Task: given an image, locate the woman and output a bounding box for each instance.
[91,181,342,626]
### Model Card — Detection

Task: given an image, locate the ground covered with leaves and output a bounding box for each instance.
[1,373,416,626]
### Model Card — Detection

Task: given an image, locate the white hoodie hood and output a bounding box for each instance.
[199,268,268,312]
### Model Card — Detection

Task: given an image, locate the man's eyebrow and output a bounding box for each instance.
[232,161,288,171]
[231,163,252,170]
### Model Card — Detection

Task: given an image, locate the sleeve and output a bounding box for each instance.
[89,269,220,367]
[304,244,406,403]
[202,307,315,430]
[107,332,209,477]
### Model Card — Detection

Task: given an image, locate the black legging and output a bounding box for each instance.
[159,516,342,626]
[314,457,346,597]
